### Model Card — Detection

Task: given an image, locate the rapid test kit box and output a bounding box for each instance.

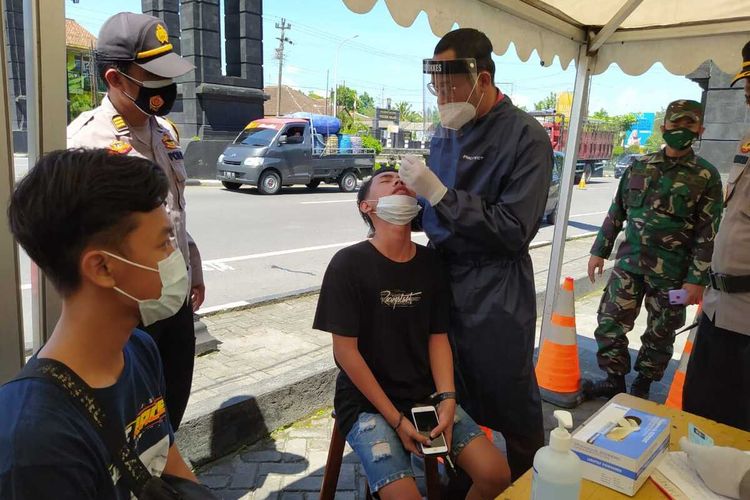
[571,401,670,496]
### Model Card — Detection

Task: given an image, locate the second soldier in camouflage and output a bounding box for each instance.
[583,99,723,400]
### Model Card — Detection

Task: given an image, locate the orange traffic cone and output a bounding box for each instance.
[479,425,494,443]
[535,277,583,408]
[665,305,702,409]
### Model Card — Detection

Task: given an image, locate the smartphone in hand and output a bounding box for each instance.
[411,406,448,455]
[669,289,688,305]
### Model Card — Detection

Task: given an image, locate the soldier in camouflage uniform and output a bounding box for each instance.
[583,100,723,400]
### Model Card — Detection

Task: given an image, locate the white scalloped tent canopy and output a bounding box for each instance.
[341,0,750,76]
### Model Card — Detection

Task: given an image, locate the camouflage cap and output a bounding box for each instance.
[731,40,750,87]
[666,100,703,123]
[96,12,193,78]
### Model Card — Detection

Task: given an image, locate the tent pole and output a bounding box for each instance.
[0,2,24,383]
[589,0,643,52]
[25,0,67,351]
[539,43,594,347]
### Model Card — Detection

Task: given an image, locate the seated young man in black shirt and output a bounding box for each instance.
[0,149,200,499]
[314,168,510,500]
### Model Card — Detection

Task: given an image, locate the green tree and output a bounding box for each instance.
[612,113,638,134]
[591,108,609,121]
[357,92,376,117]
[361,135,383,155]
[334,85,358,116]
[643,108,666,153]
[341,119,369,136]
[589,110,637,147]
[394,101,422,122]
[613,144,643,158]
[69,92,94,122]
[589,109,636,132]
[425,106,440,126]
[534,92,557,111]
[307,90,324,100]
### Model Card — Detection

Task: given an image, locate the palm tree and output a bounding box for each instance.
[394,101,421,122]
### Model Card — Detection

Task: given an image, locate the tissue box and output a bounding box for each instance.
[571,401,670,496]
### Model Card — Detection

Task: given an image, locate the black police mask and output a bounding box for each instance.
[117,70,177,117]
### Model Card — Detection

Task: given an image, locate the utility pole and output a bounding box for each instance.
[325,69,329,115]
[275,18,292,117]
[332,35,358,118]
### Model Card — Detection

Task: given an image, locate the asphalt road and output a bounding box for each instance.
[11,151,618,342]
[187,177,618,312]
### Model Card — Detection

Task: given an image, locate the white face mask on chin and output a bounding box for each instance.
[371,194,421,226]
[438,78,485,131]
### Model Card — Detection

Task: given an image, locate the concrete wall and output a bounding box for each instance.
[689,61,750,176]
[4,0,27,152]
[183,138,232,179]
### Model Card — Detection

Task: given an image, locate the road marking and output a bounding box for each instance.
[300,199,357,205]
[202,234,429,267]
[570,210,608,218]
[203,262,235,272]
[202,241,362,265]
[197,300,250,315]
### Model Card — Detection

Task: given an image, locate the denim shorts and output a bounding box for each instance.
[345,405,485,493]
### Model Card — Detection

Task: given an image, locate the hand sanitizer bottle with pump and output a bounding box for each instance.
[531,410,582,500]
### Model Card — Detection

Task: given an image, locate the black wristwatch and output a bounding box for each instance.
[430,391,457,404]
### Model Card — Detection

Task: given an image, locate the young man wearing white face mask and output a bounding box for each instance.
[68,12,204,431]
[313,168,510,500]
[0,149,205,499]
[399,28,553,480]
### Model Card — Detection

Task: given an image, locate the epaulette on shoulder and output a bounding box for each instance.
[159,116,180,142]
[111,115,128,133]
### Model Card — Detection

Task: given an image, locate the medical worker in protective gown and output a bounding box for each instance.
[400,28,553,480]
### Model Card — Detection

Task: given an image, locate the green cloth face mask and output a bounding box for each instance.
[662,127,697,150]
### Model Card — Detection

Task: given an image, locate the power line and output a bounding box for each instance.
[263,14,422,63]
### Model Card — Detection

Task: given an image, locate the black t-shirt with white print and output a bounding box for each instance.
[313,240,451,437]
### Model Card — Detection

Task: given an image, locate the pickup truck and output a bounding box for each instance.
[216,117,375,194]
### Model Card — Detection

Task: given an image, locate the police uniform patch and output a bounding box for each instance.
[156,24,169,44]
[162,133,179,150]
[111,115,128,132]
[741,141,750,154]
[108,140,133,155]
[149,95,165,113]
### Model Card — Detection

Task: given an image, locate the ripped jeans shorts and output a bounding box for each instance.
[345,405,485,493]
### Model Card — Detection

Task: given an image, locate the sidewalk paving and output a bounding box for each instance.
[187,236,604,426]
[181,234,697,498]
[194,283,690,499]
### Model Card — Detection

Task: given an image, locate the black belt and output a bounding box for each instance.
[709,271,750,293]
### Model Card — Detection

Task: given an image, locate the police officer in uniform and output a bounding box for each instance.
[400,28,552,480]
[683,42,750,432]
[68,12,204,431]
[584,100,723,401]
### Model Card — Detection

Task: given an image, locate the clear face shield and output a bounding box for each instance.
[423,58,480,133]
